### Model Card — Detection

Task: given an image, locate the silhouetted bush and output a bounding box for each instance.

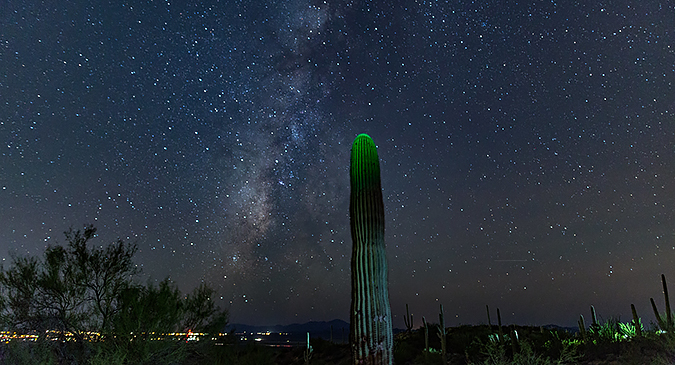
[0,224,228,364]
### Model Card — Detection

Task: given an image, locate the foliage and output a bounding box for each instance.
[112,278,185,341]
[619,320,644,339]
[583,314,645,344]
[0,224,228,364]
[67,225,140,333]
[0,255,40,331]
[588,316,623,343]
[183,282,227,333]
[470,334,580,365]
[0,224,138,339]
[473,338,507,365]
[0,339,57,365]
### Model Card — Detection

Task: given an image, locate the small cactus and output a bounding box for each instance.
[304,332,313,365]
[578,314,587,342]
[486,305,492,327]
[631,304,642,337]
[404,304,414,333]
[590,305,598,328]
[422,316,429,355]
[511,325,519,356]
[589,305,600,342]
[437,304,447,365]
[651,297,667,330]
[497,308,504,344]
[651,274,674,332]
[664,274,673,329]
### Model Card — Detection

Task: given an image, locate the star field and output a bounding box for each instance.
[1,1,674,327]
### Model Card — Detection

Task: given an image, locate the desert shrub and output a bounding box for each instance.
[0,339,57,365]
[0,224,228,364]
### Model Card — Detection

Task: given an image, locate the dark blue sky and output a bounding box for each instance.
[2,1,674,327]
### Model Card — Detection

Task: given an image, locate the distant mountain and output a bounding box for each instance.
[540,323,579,334]
[225,320,577,342]
[227,319,349,339]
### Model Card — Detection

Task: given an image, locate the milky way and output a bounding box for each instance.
[2,1,675,327]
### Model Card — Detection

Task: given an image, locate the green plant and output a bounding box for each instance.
[349,134,393,364]
[619,321,644,339]
[557,338,582,364]
[587,316,626,343]
[470,335,580,365]
[473,337,507,365]
[544,333,582,365]
[511,340,549,365]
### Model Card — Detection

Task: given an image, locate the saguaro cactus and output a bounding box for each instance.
[497,308,504,344]
[631,304,642,337]
[578,314,587,342]
[404,304,414,333]
[349,134,393,365]
[437,304,448,365]
[651,274,674,332]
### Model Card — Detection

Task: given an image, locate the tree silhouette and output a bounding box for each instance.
[0,225,138,341]
[0,224,227,348]
[65,225,140,334]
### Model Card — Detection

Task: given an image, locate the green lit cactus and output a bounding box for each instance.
[631,304,642,337]
[349,134,393,365]
[578,314,587,342]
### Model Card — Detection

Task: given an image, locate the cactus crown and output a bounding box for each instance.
[350,134,382,196]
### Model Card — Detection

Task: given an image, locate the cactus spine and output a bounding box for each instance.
[349,134,393,364]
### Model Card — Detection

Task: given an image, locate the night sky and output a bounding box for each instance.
[2,1,675,328]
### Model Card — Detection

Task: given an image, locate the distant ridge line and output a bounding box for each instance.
[227,319,349,334]
[226,320,577,335]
